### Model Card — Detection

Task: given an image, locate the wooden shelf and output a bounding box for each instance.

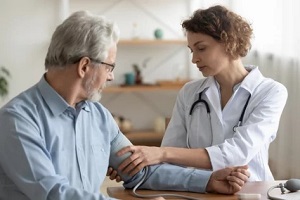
[118,39,186,45]
[103,84,183,93]
[124,130,164,147]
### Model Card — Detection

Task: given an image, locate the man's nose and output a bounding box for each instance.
[107,71,114,81]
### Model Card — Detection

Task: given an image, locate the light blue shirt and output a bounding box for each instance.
[162,66,288,181]
[0,76,212,200]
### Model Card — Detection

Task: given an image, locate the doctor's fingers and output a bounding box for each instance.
[117,145,136,156]
[121,156,148,176]
[231,168,250,180]
[117,146,149,171]
[231,165,248,171]
[229,166,250,179]
[227,171,249,185]
[118,146,163,171]
[118,152,140,171]
[238,168,250,179]
[119,151,161,175]
[227,181,243,193]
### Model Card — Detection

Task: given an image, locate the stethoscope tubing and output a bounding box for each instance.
[233,94,251,132]
[188,91,251,147]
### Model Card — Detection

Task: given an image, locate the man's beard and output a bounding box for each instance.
[84,73,106,102]
[89,89,103,102]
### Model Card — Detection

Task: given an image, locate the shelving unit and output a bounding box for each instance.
[103,83,187,93]
[103,84,185,147]
[125,130,164,146]
[118,39,186,45]
[103,38,188,146]
[103,82,184,142]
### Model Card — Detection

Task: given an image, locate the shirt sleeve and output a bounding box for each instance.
[109,132,212,193]
[0,109,116,200]
[161,86,188,147]
[124,164,212,193]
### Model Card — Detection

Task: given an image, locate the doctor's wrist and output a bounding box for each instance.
[160,147,168,162]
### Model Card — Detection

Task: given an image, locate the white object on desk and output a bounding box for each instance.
[238,193,261,200]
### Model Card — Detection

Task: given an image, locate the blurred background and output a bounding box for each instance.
[0,0,299,180]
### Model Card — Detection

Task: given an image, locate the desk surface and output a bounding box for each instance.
[107,181,294,200]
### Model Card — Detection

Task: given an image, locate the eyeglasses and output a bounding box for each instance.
[99,61,115,72]
[89,58,115,72]
[72,57,115,72]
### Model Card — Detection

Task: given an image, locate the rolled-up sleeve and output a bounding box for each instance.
[110,132,212,193]
[124,164,212,193]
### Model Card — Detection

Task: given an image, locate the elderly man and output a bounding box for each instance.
[0,10,249,200]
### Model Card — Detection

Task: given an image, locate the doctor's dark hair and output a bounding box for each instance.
[182,5,253,59]
[45,10,119,69]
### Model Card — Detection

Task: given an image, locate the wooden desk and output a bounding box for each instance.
[107,181,296,200]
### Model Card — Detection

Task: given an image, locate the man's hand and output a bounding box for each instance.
[206,165,250,194]
[106,167,122,182]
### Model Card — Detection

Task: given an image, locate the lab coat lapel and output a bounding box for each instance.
[205,80,222,123]
[203,78,224,145]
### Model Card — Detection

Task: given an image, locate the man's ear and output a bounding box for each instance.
[77,57,91,78]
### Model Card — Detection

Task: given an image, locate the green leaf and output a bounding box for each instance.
[0,66,10,98]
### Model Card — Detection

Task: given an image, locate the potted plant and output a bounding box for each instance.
[0,66,10,99]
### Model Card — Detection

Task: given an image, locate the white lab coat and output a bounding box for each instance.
[161,66,288,181]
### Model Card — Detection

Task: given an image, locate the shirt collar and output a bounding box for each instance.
[198,76,215,93]
[240,65,264,94]
[37,75,90,116]
[211,65,263,94]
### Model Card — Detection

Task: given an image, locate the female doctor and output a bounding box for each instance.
[109,5,288,181]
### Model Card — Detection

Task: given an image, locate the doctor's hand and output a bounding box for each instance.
[117,145,164,176]
[206,165,250,194]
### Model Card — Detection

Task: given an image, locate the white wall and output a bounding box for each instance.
[0,0,62,106]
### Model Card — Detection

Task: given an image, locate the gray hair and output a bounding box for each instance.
[45,10,120,69]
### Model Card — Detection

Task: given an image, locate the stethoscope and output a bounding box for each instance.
[189,91,251,132]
